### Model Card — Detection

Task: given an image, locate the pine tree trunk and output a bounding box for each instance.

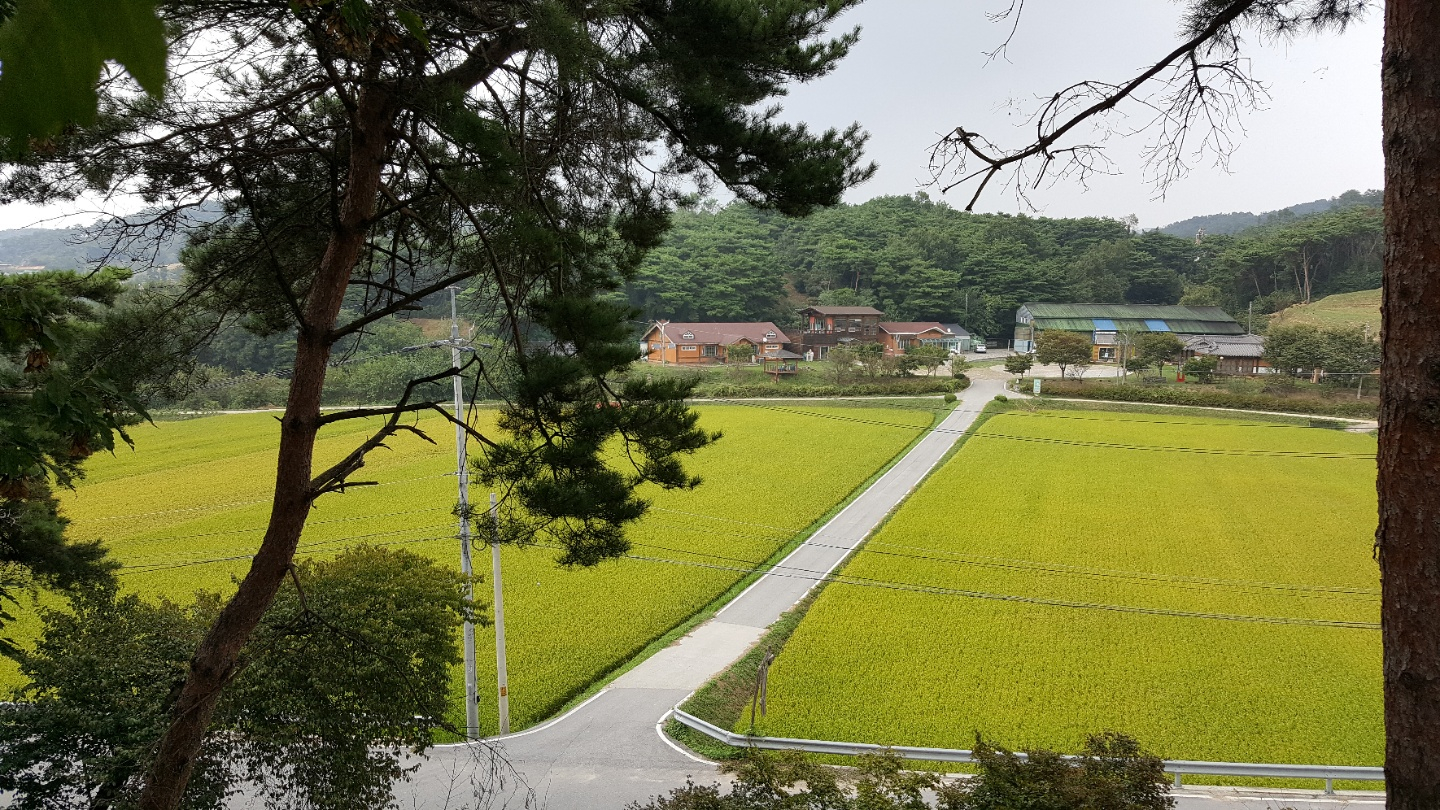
[1378,2,1440,807]
[137,86,397,810]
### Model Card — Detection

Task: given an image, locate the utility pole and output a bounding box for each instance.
[1247,301,1254,335]
[491,492,510,734]
[448,288,480,741]
[403,290,502,740]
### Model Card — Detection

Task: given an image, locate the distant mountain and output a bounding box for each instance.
[1157,189,1382,238]
[0,202,225,275]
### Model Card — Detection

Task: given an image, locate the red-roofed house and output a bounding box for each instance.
[640,321,790,365]
[878,322,965,356]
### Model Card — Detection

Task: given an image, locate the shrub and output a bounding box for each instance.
[993,394,1008,403]
[954,733,1173,810]
[1181,356,1218,384]
[944,393,958,403]
[1036,379,1376,418]
[1003,354,1034,376]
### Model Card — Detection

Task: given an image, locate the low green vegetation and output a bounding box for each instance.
[750,406,1380,768]
[15,403,937,734]
[1035,377,1377,419]
[642,362,965,399]
[1271,288,1381,333]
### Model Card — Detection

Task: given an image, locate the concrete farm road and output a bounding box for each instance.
[396,378,1381,810]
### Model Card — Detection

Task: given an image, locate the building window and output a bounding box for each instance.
[680,345,696,352]
[1098,347,1116,361]
[703,345,718,357]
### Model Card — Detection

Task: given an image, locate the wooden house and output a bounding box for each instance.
[878,322,965,356]
[639,321,789,365]
[794,306,883,360]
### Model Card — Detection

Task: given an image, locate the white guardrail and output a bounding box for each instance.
[668,709,1384,796]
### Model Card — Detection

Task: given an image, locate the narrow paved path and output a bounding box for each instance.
[400,379,1381,810]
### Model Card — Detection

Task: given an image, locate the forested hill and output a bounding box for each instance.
[626,194,1382,338]
[1157,189,1382,238]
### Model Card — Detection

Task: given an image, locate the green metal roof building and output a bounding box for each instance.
[1014,303,1245,354]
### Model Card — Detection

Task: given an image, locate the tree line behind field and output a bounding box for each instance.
[623,193,1382,338]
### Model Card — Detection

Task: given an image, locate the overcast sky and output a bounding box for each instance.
[0,1,1383,232]
[777,0,1383,229]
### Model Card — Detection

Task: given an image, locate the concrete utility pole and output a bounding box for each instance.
[491,492,510,734]
[405,290,508,738]
[447,288,480,741]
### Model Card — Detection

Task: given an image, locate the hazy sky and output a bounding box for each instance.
[0,1,1384,232]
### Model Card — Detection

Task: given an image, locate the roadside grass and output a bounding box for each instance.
[711,405,1380,789]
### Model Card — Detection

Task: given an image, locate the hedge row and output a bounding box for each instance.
[696,376,966,400]
[1036,379,1378,419]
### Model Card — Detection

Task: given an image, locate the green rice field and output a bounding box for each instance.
[10,401,938,732]
[754,406,1381,767]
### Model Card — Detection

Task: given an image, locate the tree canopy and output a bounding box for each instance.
[619,194,1381,339]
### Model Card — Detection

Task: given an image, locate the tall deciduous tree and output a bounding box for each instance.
[2,2,873,806]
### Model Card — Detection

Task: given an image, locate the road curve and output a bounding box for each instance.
[400,379,1382,810]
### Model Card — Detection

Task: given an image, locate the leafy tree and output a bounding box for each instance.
[1134,333,1185,377]
[906,345,949,376]
[727,342,758,365]
[950,355,972,379]
[1034,331,1092,379]
[2,1,875,805]
[0,0,166,153]
[1264,323,1379,381]
[1181,355,1218,384]
[1263,324,1334,376]
[1003,354,1033,376]
[0,269,200,654]
[0,546,475,810]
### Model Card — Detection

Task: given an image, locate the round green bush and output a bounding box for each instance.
[943,393,957,403]
[993,394,1009,403]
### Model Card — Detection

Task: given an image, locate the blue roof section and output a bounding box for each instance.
[1092,318,1117,331]
[1144,319,1171,331]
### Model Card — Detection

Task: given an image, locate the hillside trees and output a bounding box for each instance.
[617,191,1380,339]
[2,1,875,805]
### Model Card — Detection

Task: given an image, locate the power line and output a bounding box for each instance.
[612,549,1378,631]
[113,520,1377,629]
